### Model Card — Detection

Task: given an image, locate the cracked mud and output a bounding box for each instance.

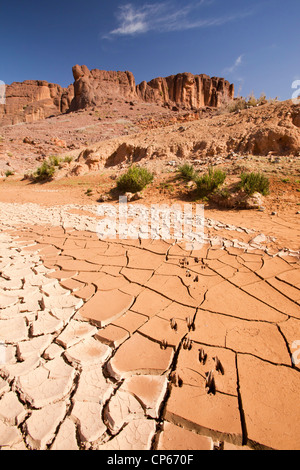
[0,202,299,450]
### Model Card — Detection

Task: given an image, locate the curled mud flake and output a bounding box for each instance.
[186,270,191,278]
[170,371,177,385]
[199,348,207,365]
[205,370,216,395]
[182,336,193,350]
[213,356,225,375]
[194,275,199,283]
[170,318,178,331]
[170,371,183,387]
[186,316,195,332]
[161,339,168,350]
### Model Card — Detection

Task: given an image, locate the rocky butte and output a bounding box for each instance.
[0,65,234,125]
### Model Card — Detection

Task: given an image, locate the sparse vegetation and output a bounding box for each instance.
[238,172,270,196]
[31,155,73,182]
[85,188,93,196]
[227,92,278,113]
[5,170,14,177]
[177,163,198,181]
[48,155,62,167]
[116,166,154,193]
[195,167,227,198]
[32,160,56,181]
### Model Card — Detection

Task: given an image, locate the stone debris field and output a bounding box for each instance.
[0,202,299,451]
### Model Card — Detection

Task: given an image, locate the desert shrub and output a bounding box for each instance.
[5,170,14,177]
[227,93,277,113]
[177,163,198,181]
[33,161,56,181]
[116,166,154,193]
[195,167,227,198]
[48,155,62,167]
[227,98,248,113]
[63,156,73,163]
[239,172,270,196]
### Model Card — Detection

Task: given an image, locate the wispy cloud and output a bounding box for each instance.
[223,55,244,75]
[106,1,253,38]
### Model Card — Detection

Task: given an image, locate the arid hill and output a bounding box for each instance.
[63,99,300,177]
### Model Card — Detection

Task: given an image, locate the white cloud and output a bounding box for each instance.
[223,55,244,75]
[107,2,253,37]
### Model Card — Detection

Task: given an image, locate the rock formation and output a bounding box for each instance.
[0,65,234,125]
[69,65,136,111]
[136,73,234,109]
[0,80,74,126]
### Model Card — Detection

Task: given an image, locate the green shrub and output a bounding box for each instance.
[195,167,227,198]
[239,172,270,196]
[5,170,14,177]
[48,155,62,167]
[117,166,154,193]
[63,156,73,163]
[177,164,198,181]
[33,161,56,181]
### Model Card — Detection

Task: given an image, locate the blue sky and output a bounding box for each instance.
[1,0,299,100]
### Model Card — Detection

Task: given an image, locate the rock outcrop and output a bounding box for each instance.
[137,73,234,109]
[0,80,74,126]
[69,65,136,111]
[0,65,234,126]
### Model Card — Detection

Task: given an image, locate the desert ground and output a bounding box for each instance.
[0,74,299,450]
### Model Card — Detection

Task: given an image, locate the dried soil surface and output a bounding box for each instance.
[0,98,299,451]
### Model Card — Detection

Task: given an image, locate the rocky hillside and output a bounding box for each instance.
[66,99,300,177]
[0,65,234,125]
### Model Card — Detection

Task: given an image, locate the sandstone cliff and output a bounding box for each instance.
[0,80,73,126]
[69,65,136,111]
[0,65,234,125]
[136,73,234,109]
